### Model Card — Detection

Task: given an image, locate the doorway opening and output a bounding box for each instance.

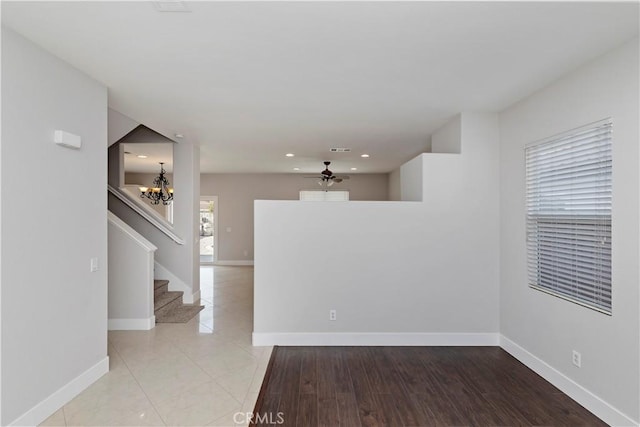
[199,196,218,264]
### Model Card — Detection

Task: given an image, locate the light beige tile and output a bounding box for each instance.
[189,347,259,379]
[111,403,165,426]
[247,368,267,395]
[63,373,151,426]
[118,343,185,373]
[154,380,241,426]
[38,408,66,426]
[133,357,211,404]
[213,365,257,402]
[53,266,267,427]
[241,391,260,414]
[178,338,251,361]
[207,410,248,426]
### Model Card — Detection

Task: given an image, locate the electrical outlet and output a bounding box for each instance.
[329,309,337,321]
[572,350,581,367]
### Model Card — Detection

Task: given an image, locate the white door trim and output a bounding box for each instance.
[199,196,218,264]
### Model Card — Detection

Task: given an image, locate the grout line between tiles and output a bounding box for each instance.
[110,337,168,426]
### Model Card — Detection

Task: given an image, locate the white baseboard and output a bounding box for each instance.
[154,261,196,303]
[500,335,637,427]
[9,357,109,427]
[252,332,499,347]
[214,260,254,266]
[108,316,155,331]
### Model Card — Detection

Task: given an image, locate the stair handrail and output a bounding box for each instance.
[108,184,185,245]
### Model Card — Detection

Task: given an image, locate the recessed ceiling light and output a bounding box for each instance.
[293,167,300,171]
[137,155,148,159]
[351,167,358,171]
[174,133,184,139]
[285,153,295,157]
[361,154,370,158]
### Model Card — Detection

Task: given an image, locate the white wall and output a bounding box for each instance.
[432,113,462,154]
[387,168,401,201]
[499,38,639,422]
[107,213,156,330]
[107,108,138,147]
[1,27,108,425]
[175,141,200,300]
[200,173,389,262]
[399,155,423,201]
[254,113,500,345]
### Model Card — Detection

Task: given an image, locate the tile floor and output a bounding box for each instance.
[40,266,271,426]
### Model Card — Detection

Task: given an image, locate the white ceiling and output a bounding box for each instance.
[122,142,174,174]
[2,1,638,174]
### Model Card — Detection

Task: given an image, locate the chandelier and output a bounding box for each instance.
[139,162,174,205]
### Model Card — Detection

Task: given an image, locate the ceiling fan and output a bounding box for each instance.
[305,161,350,187]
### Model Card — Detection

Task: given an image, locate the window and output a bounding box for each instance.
[525,119,612,314]
[299,190,349,201]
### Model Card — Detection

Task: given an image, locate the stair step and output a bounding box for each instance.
[154,291,183,315]
[154,279,169,289]
[154,280,169,298]
[156,304,205,323]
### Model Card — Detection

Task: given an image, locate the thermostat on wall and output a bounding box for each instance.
[54,130,81,149]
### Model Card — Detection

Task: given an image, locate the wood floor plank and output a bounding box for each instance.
[317,348,338,398]
[275,348,302,426]
[332,347,355,395]
[480,392,535,426]
[254,346,607,427]
[296,393,318,427]
[360,347,392,394]
[299,349,317,395]
[355,348,403,426]
[254,392,282,427]
[376,348,434,426]
[317,348,340,426]
[344,348,385,426]
[385,346,440,395]
[412,389,469,426]
[336,392,362,427]
[264,346,287,396]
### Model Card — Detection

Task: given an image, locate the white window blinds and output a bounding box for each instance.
[525,119,612,314]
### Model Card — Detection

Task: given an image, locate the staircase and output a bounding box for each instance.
[154,279,204,323]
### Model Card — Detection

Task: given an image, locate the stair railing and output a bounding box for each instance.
[108,184,185,245]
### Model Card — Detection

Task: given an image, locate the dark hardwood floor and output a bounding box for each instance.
[252,346,607,426]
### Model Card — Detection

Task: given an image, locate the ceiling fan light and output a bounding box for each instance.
[327,180,335,187]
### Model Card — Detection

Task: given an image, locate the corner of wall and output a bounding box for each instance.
[500,335,638,426]
[107,108,139,146]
